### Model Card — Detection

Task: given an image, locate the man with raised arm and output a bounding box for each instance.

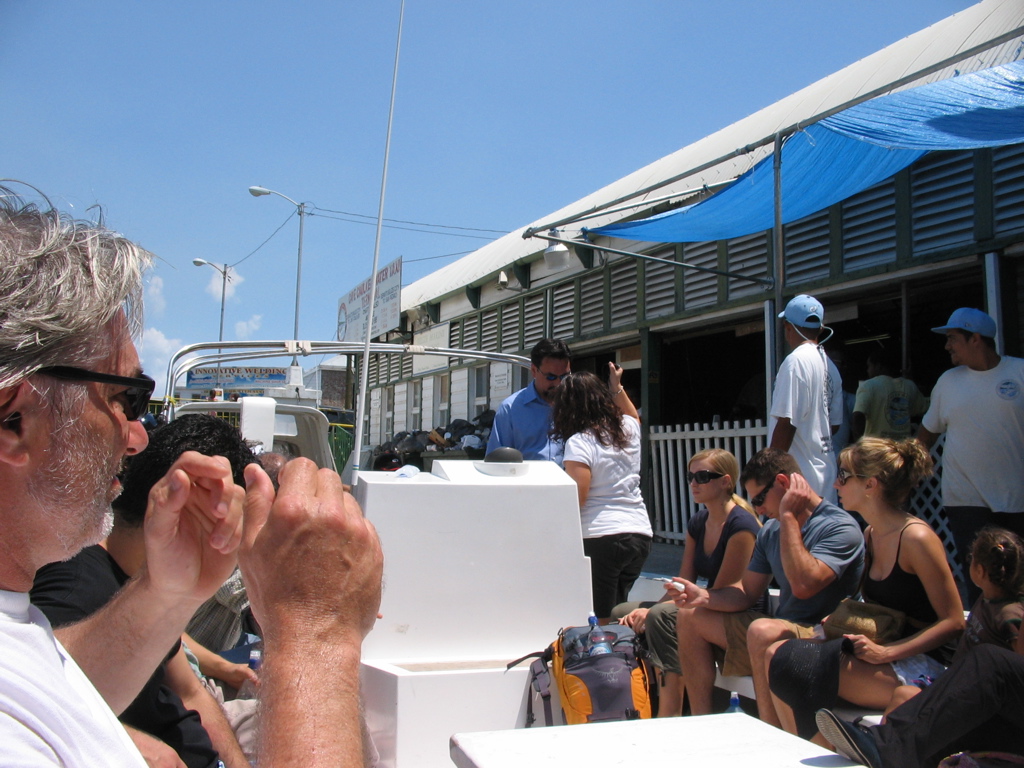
[487,338,572,464]
[0,190,383,767]
[769,295,843,502]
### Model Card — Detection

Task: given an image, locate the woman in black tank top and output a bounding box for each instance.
[768,437,965,744]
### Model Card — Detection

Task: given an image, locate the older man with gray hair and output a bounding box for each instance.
[0,188,382,767]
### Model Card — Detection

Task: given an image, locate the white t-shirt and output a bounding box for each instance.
[0,590,146,767]
[563,415,653,539]
[921,355,1024,511]
[769,342,843,501]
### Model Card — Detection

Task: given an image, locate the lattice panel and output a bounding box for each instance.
[908,434,962,583]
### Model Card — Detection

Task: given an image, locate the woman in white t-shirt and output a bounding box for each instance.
[551,363,653,619]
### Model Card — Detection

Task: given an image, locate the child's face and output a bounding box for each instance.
[969,559,988,591]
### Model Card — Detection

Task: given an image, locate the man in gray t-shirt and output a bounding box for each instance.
[748,500,864,625]
[671,448,864,727]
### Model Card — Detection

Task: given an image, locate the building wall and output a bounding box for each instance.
[362,144,1024,442]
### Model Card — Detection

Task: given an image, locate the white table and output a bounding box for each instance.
[450,713,862,768]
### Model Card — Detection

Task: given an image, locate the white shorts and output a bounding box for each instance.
[891,653,945,687]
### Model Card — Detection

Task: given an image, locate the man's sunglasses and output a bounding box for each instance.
[37,366,156,421]
[687,470,724,484]
[541,372,571,382]
[749,476,776,507]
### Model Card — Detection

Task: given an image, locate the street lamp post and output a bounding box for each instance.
[192,258,229,391]
[248,186,306,364]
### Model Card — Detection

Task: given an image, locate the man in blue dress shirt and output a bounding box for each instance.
[487,338,572,464]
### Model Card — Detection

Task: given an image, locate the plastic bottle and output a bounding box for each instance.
[586,613,615,656]
[725,691,743,714]
[235,647,262,700]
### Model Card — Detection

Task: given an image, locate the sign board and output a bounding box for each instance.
[412,322,451,375]
[186,367,288,389]
[337,257,402,343]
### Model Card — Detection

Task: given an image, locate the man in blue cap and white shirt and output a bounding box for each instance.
[918,308,1024,601]
[770,294,843,502]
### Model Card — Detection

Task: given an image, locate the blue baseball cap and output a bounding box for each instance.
[931,308,997,338]
[778,294,824,329]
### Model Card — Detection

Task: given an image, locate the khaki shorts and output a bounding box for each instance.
[719,611,818,677]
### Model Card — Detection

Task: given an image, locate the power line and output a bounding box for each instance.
[231,210,297,268]
[310,205,508,235]
[310,210,498,240]
[404,249,474,263]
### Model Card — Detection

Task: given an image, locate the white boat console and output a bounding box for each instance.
[355,459,594,768]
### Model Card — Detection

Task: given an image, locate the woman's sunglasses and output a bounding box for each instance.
[836,467,866,486]
[687,470,724,484]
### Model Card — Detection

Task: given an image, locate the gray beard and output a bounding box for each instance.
[26,415,119,558]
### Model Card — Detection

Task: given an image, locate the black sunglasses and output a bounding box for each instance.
[836,467,866,486]
[750,476,776,507]
[37,366,156,421]
[541,372,571,382]
[687,470,724,484]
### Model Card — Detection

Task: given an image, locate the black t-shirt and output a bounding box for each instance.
[31,545,219,768]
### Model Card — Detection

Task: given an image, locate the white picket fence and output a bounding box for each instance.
[647,421,961,582]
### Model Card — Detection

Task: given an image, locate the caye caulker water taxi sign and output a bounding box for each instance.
[337,256,402,343]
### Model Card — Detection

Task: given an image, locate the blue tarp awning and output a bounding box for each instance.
[588,60,1024,244]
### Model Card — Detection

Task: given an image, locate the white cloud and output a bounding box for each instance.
[205,266,244,301]
[145,275,166,316]
[139,326,183,396]
[235,314,262,340]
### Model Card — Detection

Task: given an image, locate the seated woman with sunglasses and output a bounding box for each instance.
[766,437,964,743]
[611,448,761,716]
[551,364,652,622]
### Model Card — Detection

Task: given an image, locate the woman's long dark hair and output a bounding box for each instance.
[550,371,629,449]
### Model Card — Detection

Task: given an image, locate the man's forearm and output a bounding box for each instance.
[180,683,249,768]
[769,418,796,452]
[258,638,365,768]
[777,514,831,599]
[55,575,202,714]
[705,585,757,613]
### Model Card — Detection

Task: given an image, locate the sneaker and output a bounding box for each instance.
[815,709,882,768]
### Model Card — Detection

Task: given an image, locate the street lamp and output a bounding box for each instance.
[192,258,230,391]
[248,186,306,360]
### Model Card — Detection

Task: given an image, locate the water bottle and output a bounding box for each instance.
[586,613,615,656]
[236,647,262,700]
[725,691,743,714]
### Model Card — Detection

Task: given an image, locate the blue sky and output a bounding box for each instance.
[1,1,975,393]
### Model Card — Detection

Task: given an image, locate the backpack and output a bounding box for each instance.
[508,623,652,726]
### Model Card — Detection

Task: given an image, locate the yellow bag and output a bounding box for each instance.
[509,624,652,726]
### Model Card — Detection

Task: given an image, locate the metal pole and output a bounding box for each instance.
[352,0,405,487]
[218,265,227,390]
[771,132,785,379]
[291,202,306,365]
